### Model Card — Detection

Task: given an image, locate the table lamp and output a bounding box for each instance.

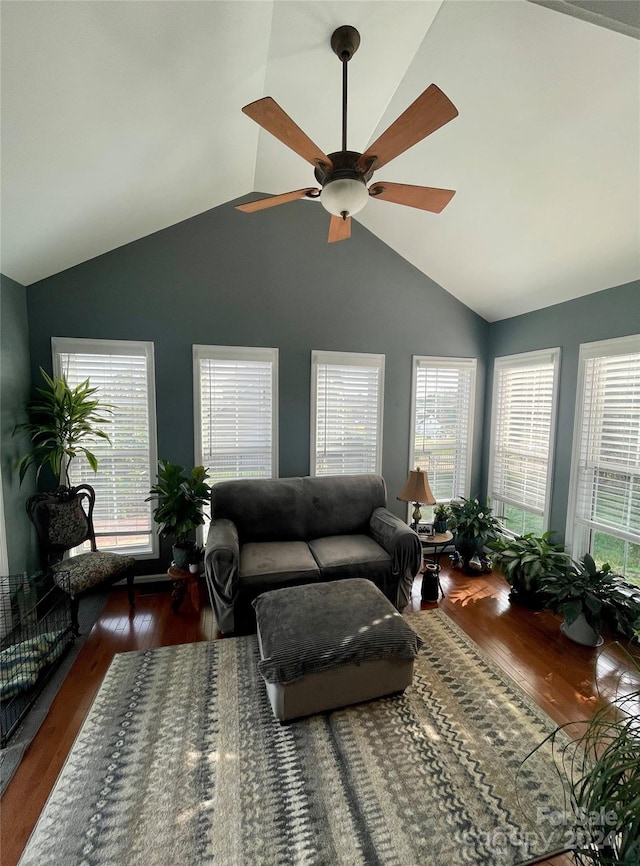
[397,467,436,531]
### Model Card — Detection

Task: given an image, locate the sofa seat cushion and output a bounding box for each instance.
[308,534,391,585]
[239,541,321,590]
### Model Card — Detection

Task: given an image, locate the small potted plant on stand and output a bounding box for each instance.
[448,497,502,572]
[541,553,640,646]
[146,461,212,569]
[432,503,450,534]
[488,531,570,609]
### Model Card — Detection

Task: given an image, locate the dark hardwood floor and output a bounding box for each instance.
[2,561,637,866]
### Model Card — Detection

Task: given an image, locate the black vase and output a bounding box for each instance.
[421,565,440,603]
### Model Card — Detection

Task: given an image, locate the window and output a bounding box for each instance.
[567,335,640,585]
[52,338,158,558]
[311,351,384,476]
[409,357,476,508]
[194,345,278,484]
[488,349,560,536]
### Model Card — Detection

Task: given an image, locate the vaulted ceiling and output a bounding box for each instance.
[1,1,638,321]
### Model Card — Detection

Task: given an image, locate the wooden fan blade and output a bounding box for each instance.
[369,182,456,213]
[359,84,458,173]
[236,189,319,213]
[242,97,332,169]
[328,215,351,243]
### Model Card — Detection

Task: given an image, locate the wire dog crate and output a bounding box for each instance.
[0,571,75,747]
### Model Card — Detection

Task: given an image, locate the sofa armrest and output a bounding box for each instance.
[204,518,240,633]
[369,507,422,609]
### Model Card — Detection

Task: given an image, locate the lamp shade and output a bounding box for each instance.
[320,177,368,217]
[397,468,436,505]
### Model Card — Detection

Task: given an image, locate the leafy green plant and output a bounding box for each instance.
[489,531,570,606]
[447,496,502,542]
[433,502,450,523]
[519,647,640,865]
[542,554,640,640]
[146,461,211,549]
[13,367,111,487]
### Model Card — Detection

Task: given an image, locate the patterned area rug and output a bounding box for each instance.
[19,610,572,865]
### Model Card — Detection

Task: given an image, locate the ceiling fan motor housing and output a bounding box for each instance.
[316,150,373,218]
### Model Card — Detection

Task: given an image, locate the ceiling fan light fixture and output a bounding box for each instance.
[320,177,368,218]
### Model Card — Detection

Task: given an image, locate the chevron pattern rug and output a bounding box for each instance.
[19,610,571,866]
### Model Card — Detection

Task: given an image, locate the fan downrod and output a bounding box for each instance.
[330,25,360,62]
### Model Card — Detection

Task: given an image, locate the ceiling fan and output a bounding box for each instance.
[237,25,458,243]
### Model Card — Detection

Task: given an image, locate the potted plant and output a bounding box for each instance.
[488,531,570,609]
[13,367,111,489]
[432,503,450,534]
[448,496,502,571]
[146,461,212,568]
[541,553,640,646]
[520,647,640,865]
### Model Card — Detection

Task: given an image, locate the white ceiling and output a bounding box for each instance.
[1,0,638,322]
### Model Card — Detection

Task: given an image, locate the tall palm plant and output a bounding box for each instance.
[14,367,111,488]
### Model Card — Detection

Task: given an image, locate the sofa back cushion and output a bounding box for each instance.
[211,474,387,543]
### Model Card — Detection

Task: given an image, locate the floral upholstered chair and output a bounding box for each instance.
[26,484,135,633]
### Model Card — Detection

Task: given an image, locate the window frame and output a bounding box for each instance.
[310,350,385,477]
[408,356,476,510]
[488,347,560,536]
[193,344,279,483]
[566,334,640,572]
[52,337,158,559]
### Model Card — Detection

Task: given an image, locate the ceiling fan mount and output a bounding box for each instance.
[330,24,361,62]
[237,24,459,242]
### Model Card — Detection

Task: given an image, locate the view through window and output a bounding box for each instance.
[488,349,560,536]
[409,357,476,520]
[53,338,158,558]
[567,335,640,586]
[311,351,384,476]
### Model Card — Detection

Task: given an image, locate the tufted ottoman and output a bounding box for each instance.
[253,578,423,721]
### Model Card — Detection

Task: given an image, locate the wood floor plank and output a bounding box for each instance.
[1,565,637,866]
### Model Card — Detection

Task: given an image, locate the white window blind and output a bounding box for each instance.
[52,338,158,558]
[410,357,476,501]
[194,345,278,483]
[311,351,384,476]
[489,349,560,531]
[568,335,640,580]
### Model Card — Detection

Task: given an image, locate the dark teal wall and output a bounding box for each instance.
[26,196,490,573]
[484,279,640,541]
[0,274,37,574]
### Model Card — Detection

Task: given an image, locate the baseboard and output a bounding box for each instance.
[115,573,169,585]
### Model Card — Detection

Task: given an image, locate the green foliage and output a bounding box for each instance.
[447,496,502,543]
[13,367,111,488]
[433,502,450,523]
[489,531,570,595]
[520,648,640,865]
[146,461,212,546]
[542,554,640,639]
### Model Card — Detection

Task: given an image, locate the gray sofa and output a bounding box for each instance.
[204,474,422,634]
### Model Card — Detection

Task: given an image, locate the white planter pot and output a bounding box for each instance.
[560,612,603,647]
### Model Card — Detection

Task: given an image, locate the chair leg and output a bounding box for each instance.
[70,596,80,636]
[126,571,135,608]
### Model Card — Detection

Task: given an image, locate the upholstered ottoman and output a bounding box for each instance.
[253,578,423,721]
